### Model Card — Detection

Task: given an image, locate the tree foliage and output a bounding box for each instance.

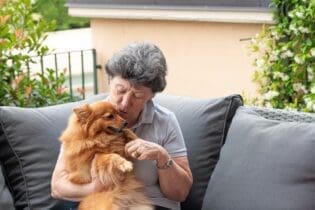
[250,0,315,112]
[33,0,89,31]
[0,0,80,107]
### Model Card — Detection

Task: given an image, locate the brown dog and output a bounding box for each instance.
[59,101,153,210]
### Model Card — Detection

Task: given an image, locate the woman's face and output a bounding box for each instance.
[108,76,154,127]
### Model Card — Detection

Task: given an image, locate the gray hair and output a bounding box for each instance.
[105,42,167,93]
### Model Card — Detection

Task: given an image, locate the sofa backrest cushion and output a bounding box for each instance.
[0,94,108,210]
[0,167,14,210]
[154,94,243,210]
[0,93,243,210]
[202,106,315,210]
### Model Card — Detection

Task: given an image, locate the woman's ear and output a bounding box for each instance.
[107,75,114,85]
[147,90,155,101]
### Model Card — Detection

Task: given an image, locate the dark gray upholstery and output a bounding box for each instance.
[0,93,242,210]
[202,107,315,210]
[0,94,108,209]
[0,167,14,210]
[154,94,243,210]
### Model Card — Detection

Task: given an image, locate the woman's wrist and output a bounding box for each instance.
[156,157,173,169]
[156,148,172,169]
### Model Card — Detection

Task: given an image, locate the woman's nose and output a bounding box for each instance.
[120,93,132,110]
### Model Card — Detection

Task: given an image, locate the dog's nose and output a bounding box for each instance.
[123,121,128,128]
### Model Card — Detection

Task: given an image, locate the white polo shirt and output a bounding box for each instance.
[130,99,187,210]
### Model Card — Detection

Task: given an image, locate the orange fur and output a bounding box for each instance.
[59,101,153,210]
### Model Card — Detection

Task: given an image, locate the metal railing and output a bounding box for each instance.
[27,49,100,100]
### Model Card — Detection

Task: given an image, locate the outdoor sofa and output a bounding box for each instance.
[0,93,314,210]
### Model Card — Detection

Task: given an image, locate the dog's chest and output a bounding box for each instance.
[94,137,127,156]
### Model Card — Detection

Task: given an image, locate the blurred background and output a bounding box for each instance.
[1,0,314,112]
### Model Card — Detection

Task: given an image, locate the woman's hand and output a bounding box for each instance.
[125,138,169,166]
[124,139,192,202]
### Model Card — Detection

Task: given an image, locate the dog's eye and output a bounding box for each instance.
[104,113,114,120]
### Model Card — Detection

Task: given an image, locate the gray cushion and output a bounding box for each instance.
[0,94,108,210]
[0,167,14,210]
[0,93,242,210]
[202,107,315,210]
[154,94,243,210]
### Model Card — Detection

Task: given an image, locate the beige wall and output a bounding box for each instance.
[91,18,263,99]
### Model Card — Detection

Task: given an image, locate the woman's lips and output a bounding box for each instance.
[118,109,127,114]
[118,110,128,117]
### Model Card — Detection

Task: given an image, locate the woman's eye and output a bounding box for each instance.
[134,93,144,99]
[115,86,126,95]
[117,90,125,95]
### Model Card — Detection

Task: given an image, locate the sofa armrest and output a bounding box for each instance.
[202,106,315,210]
[245,105,315,123]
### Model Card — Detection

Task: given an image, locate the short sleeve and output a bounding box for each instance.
[163,112,187,157]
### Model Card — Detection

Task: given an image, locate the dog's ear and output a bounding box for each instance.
[73,104,92,123]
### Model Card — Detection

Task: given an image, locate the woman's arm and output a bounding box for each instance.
[51,146,104,201]
[125,140,193,201]
[156,155,192,201]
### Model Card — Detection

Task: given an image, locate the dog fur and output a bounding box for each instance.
[59,101,153,210]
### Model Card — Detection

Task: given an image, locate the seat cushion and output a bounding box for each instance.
[202,106,315,210]
[0,94,108,210]
[154,94,243,210]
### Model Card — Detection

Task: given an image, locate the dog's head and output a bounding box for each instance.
[73,101,128,137]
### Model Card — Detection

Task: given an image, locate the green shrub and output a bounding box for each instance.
[0,0,80,107]
[33,0,90,31]
[250,0,315,112]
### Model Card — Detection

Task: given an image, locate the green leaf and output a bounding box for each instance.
[248,0,315,112]
[0,0,79,107]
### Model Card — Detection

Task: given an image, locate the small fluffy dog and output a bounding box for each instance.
[59,101,153,210]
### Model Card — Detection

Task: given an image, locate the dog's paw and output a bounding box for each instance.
[116,159,133,173]
[111,158,133,183]
[95,154,133,186]
[97,160,132,186]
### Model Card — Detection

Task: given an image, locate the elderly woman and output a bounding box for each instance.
[51,42,193,210]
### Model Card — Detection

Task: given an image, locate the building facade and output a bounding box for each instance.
[66,0,272,98]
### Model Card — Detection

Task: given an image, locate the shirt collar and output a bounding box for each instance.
[134,99,155,126]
